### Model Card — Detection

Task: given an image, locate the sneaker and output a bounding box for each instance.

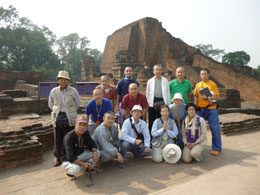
[195,155,203,162]
[118,162,125,168]
[54,160,62,167]
[65,173,76,181]
[211,150,220,156]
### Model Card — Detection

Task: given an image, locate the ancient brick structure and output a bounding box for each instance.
[0,122,54,170]
[81,56,95,81]
[0,71,48,91]
[219,113,260,135]
[100,17,260,102]
[0,94,50,119]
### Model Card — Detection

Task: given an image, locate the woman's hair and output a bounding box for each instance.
[160,104,170,112]
[185,103,197,111]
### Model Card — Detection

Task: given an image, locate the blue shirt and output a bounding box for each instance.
[121,118,151,147]
[116,77,139,102]
[169,103,186,130]
[85,98,112,123]
[151,118,178,138]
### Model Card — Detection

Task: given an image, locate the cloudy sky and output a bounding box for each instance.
[1,0,260,68]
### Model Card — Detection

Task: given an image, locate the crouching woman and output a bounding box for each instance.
[181,103,207,163]
[151,105,178,163]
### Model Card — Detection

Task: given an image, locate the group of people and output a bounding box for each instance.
[48,65,222,179]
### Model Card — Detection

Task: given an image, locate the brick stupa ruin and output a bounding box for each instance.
[100,17,260,102]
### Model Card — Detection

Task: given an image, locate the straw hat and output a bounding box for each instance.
[56,70,70,80]
[162,144,182,164]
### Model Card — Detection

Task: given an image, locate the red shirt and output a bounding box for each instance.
[121,92,148,114]
[96,84,117,100]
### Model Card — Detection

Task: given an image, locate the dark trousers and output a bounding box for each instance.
[148,97,164,135]
[54,112,74,163]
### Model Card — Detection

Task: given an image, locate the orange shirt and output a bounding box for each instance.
[96,84,117,100]
[194,80,219,109]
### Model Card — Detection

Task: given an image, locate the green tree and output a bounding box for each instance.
[0,5,61,78]
[222,51,250,66]
[194,44,225,61]
[252,65,260,78]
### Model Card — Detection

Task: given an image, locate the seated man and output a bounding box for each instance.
[121,83,148,120]
[85,88,112,135]
[61,115,100,180]
[119,105,152,168]
[92,111,124,165]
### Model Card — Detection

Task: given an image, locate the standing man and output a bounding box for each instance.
[169,66,192,104]
[61,115,99,180]
[121,83,148,120]
[48,70,80,167]
[119,105,152,168]
[85,88,112,135]
[92,111,124,165]
[194,68,222,156]
[146,64,171,132]
[115,67,139,124]
[96,75,117,110]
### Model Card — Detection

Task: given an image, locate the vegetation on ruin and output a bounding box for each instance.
[0,5,102,79]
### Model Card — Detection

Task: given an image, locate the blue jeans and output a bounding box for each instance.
[198,108,222,151]
[120,140,152,159]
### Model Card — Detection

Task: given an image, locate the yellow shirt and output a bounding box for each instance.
[194,80,219,109]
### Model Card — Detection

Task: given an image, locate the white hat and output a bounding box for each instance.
[162,144,182,164]
[56,70,70,80]
[130,105,143,114]
[172,93,184,101]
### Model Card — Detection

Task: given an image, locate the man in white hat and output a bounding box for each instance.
[119,105,152,168]
[169,66,192,104]
[146,64,171,133]
[48,70,80,167]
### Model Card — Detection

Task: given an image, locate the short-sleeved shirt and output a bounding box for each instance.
[194,80,219,109]
[121,93,148,114]
[62,130,97,163]
[169,103,186,130]
[96,84,117,100]
[85,98,112,123]
[169,79,192,103]
[116,78,139,102]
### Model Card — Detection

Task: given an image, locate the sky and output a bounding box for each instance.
[1,0,260,68]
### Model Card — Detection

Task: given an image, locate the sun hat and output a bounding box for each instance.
[56,70,70,80]
[130,105,143,115]
[172,93,184,101]
[162,144,182,164]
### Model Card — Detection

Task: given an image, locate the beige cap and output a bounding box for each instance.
[56,70,70,80]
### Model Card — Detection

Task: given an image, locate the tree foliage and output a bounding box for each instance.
[222,51,250,66]
[0,5,103,79]
[252,65,260,78]
[194,44,225,61]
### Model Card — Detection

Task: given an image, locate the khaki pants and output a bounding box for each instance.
[182,144,203,163]
[152,139,168,163]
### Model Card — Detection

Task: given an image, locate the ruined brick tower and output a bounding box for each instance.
[100,17,260,102]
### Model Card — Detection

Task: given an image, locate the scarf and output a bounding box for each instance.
[185,114,198,136]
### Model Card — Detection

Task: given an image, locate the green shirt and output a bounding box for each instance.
[169,79,192,103]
